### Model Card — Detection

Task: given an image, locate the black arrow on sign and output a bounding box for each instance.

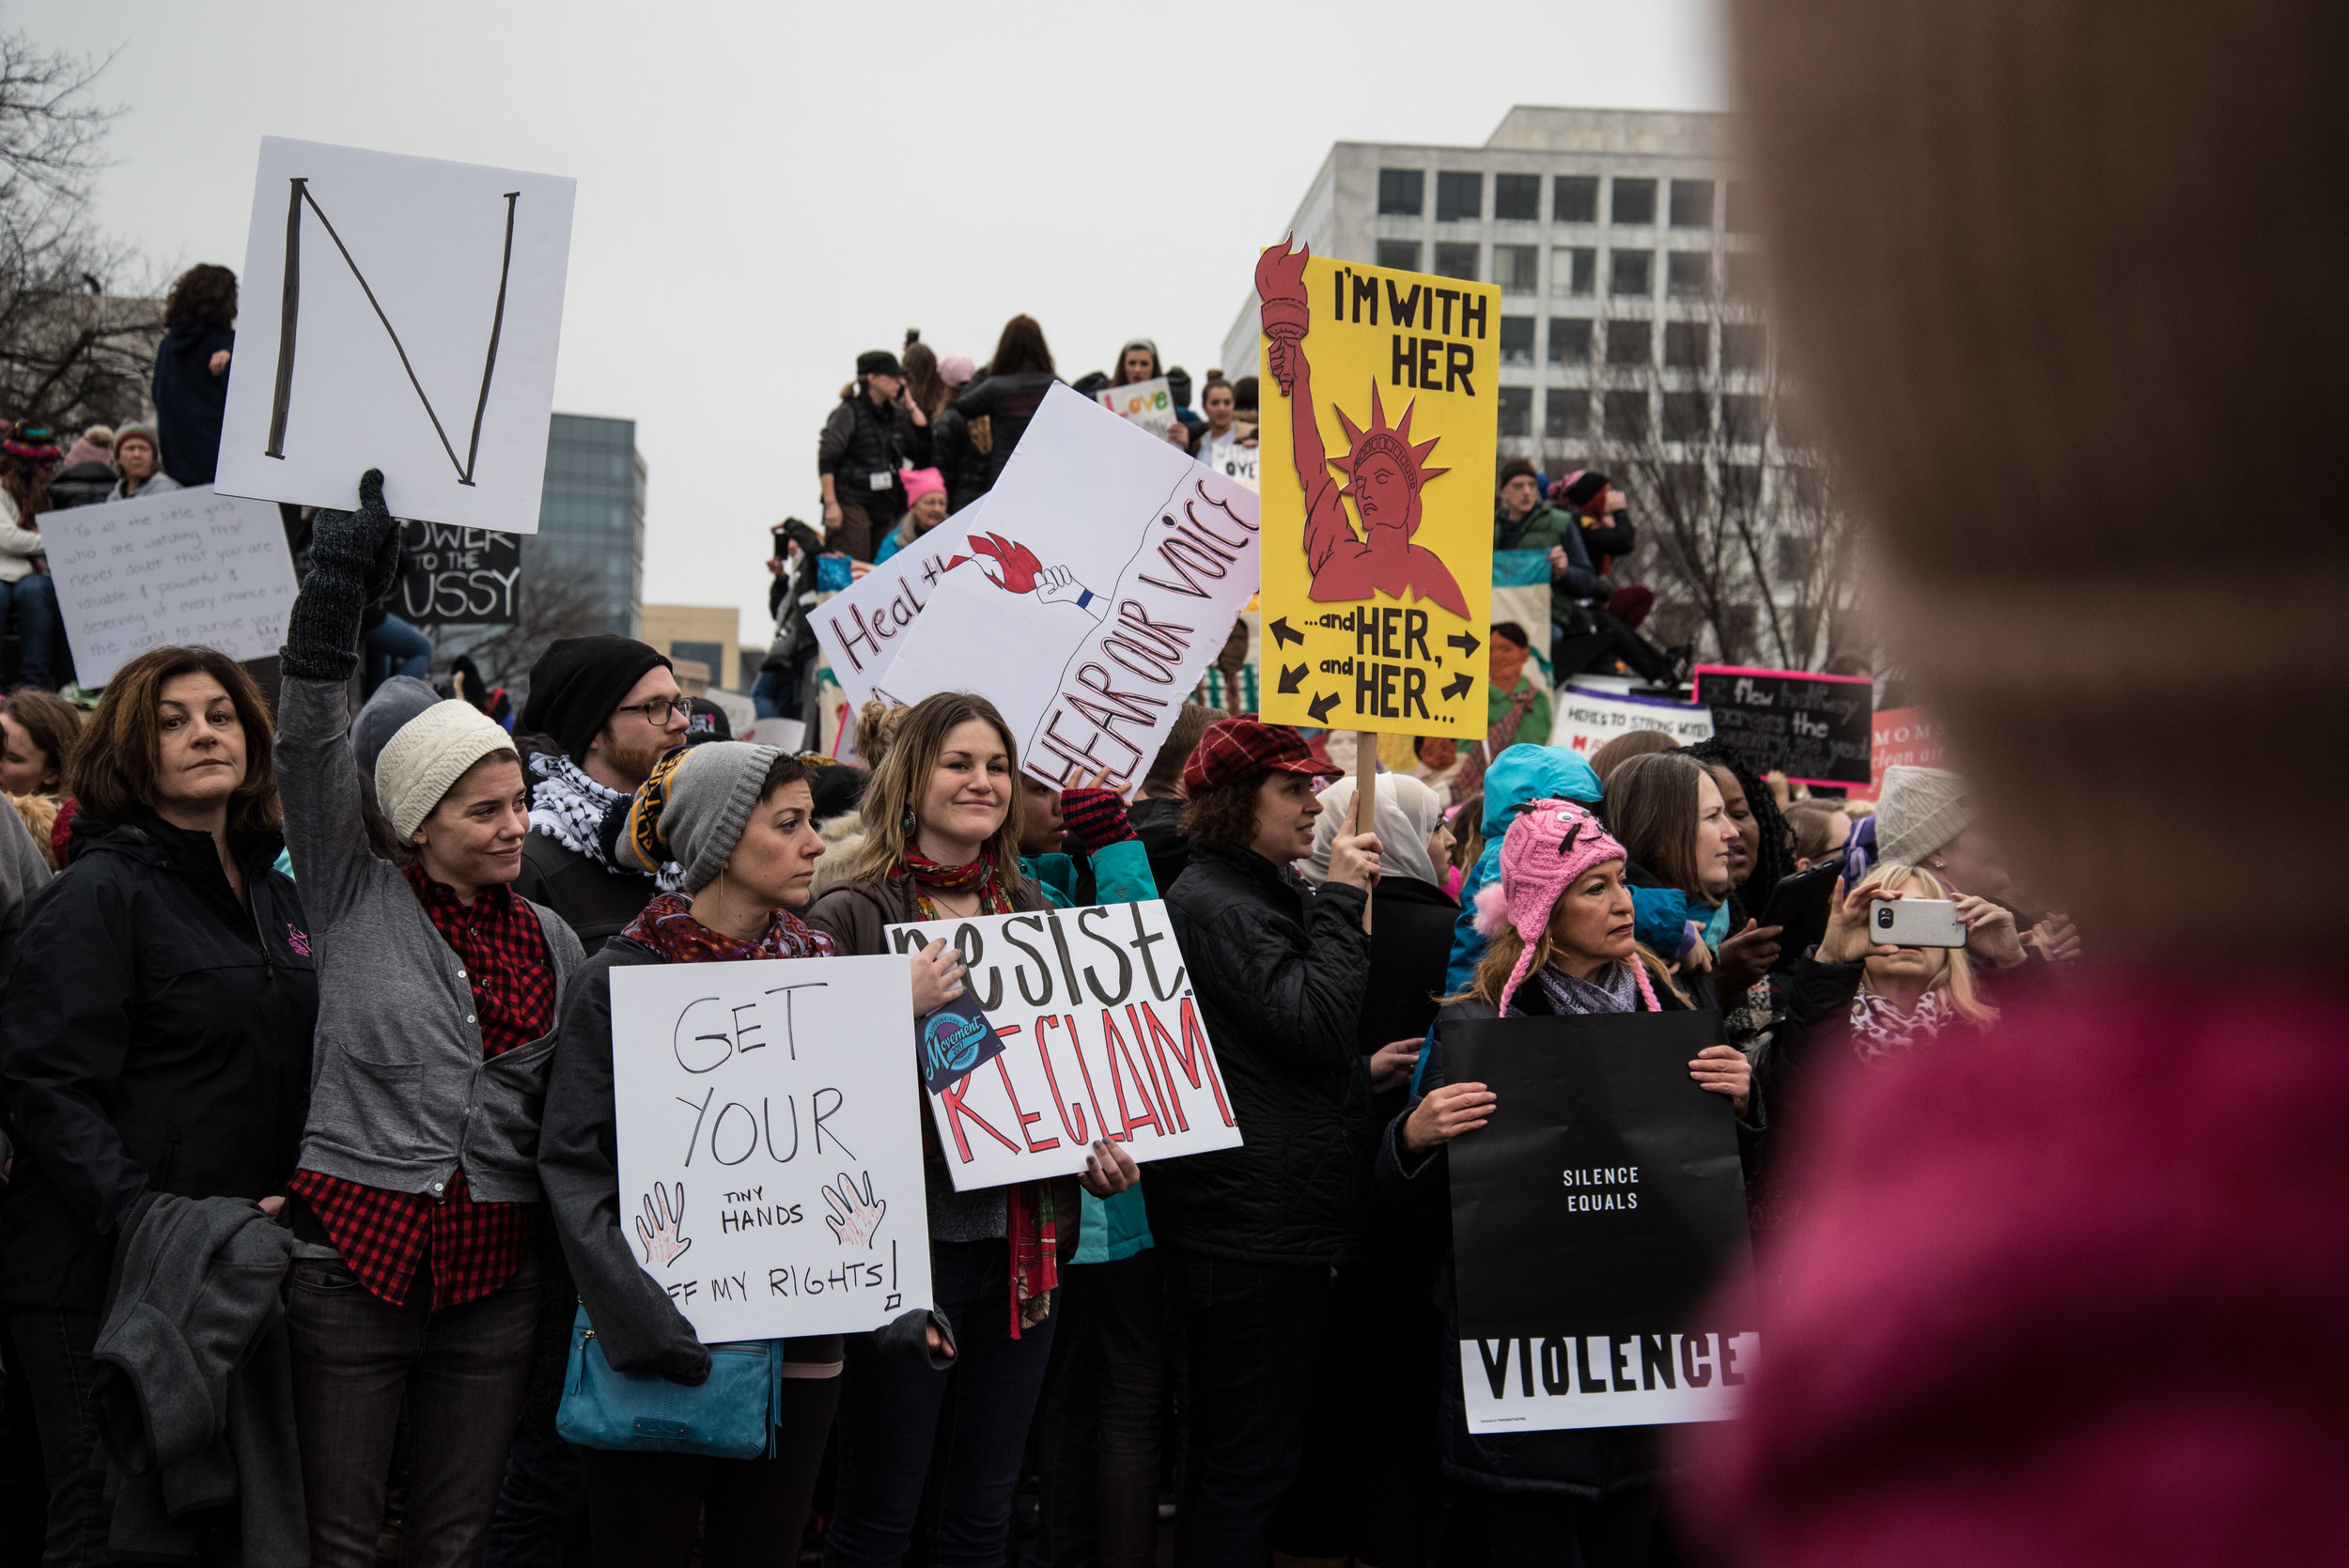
[1447,630,1481,659]
[1269,616,1304,650]
[1441,672,1473,701]
[1307,691,1340,724]
[1276,662,1308,695]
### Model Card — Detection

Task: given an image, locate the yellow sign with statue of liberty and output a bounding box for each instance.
[1252,240,1497,739]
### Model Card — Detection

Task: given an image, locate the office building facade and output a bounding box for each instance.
[533,411,647,640]
[1222,106,1761,476]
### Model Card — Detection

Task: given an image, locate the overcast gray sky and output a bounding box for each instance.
[40,0,1724,649]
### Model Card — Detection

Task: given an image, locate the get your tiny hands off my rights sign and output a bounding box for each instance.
[1253,242,1497,738]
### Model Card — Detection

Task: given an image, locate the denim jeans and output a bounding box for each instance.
[823,1238,1059,1568]
[1030,1248,1166,1568]
[8,1309,111,1567]
[362,614,435,698]
[286,1250,538,1568]
[3,573,59,691]
[1163,1246,1332,1568]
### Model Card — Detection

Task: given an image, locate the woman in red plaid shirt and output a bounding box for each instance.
[272,472,587,1568]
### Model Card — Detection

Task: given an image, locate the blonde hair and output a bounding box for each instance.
[848,691,1027,888]
[10,793,57,870]
[1453,913,1688,1012]
[1866,862,1999,1025]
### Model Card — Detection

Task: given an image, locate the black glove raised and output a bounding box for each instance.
[280,469,402,680]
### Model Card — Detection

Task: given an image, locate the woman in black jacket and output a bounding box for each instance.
[149,264,238,488]
[0,644,316,1565]
[1379,799,1755,1567]
[937,315,1062,509]
[1147,716,1380,1568]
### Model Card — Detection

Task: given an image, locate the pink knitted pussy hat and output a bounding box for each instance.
[1472,798,1657,1016]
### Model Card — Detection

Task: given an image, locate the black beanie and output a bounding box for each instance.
[1563,470,1610,508]
[521,635,673,765]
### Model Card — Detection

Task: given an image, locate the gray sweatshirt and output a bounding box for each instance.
[274,675,583,1201]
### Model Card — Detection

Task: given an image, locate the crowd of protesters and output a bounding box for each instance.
[0,442,2080,1568]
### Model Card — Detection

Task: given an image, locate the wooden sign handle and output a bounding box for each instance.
[1355,729,1377,935]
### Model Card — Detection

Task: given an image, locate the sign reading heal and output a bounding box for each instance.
[883,902,1243,1191]
[876,387,1261,789]
[1692,664,1873,786]
[810,498,988,714]
[1444,1011,1758,1433]
[397,519,521,625]
[216,137,576,534]
[40,487,298,685]
[1252,241,1496,737]
[607,955,933,1343]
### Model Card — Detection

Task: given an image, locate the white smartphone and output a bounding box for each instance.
[1870,897,1968,948]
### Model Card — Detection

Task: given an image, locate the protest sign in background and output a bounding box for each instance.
[1548,686,1715,758]
[1870,705,1946,785]
[1445,1010,1756,1432]
[1692,664,1873,785]
[879,387,1261,790]
[1253,243,1496,739]
[41,487,298,684]
[884,901,1243,1191]
[397,519,521,625]
[810,498,987,714]
[608,954,931,1343]
[1096,376,1175,437]
[1208,442,1259,490]
[217,137,575,535]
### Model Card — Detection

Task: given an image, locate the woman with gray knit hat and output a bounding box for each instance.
[537,739,962,1567]
[272,469,587,1568]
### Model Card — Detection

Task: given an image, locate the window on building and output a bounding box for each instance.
[1610,250,1653,298]
[1546,390,1592,439]
[1664,321,1709,369]
[1723,180,1753,233]
[1378,168,1424,217]
[1663,393,1711,442]
[1662,463,1709,509]
[1500,317,1535,365]
[1725,250,1764,300]
[1602,391,1651,441]
[1437,171,1483,222]
[1376,240,1421,272]
[1548,318,1594,365]
[1498,386,1532,438]
[1605,319,1654,366]
[1495,173,1540,222]
[1553,175,1599,224]
[1667,252,1712,298]
[1610,178,1657,225]
[1552,247,1596,297]
[1670,179,1716,228]
[1433,242,1480,281]
[1721,322,1767,372]
[1723,464,1764,509]
[1493,243,1539,294]
[1723,395,1770,444]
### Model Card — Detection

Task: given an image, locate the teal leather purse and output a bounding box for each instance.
[555,1305,781,1459]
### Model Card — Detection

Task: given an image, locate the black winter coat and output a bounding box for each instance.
[0,812,317,1312]
[1147,839,1373,1266]
[942,372,1059,507]
[46,460,117,510]
[151,317,235,487]
[818,391,916,517]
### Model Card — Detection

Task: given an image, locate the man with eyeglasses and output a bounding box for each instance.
[512,635,691,955]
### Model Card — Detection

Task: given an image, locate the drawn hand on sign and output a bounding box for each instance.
[968,534,1104,620]
[634,1181,692,1270]
[823,1171,887,1249]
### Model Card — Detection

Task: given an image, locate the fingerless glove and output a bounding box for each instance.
[1059,787,1137,855]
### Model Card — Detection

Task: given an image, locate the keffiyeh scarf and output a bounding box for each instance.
[620,892,834,965]
[529,752,686,894]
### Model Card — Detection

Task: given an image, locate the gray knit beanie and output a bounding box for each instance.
[618,740,782,893]
[1875,765,1974,866]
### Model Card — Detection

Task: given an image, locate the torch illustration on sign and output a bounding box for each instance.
[967,533,1107,622]
[1255,239,1469,618]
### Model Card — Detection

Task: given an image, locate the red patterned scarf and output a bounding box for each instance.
[620,892,835,964]
[898,848,1054,1332]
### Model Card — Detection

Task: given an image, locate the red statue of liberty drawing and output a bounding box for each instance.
[1255,238,1470,618]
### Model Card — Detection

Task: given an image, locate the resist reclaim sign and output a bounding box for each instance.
[885,901,1243,1190]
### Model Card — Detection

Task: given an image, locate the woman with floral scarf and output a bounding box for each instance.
[807,691,1138,1568]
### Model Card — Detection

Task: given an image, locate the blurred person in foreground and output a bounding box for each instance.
[1688,3,2349,1565]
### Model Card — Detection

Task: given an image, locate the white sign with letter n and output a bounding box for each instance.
[884,901,1243,1191]
[39,486,299,685]
[608,954,933,1343]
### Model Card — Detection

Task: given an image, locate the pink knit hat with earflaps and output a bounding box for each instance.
[1471,798,1659,1017]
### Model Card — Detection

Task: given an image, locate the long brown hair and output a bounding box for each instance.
[1603,751,1711,897]
[848,691,1027,888]
[66,645,281,837]
[1109,339,1160,387]
[901,340,953,417]
[1,689,85,793]
[988,315,1055,378]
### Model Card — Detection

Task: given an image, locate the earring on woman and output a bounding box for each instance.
[902,809,916,835]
